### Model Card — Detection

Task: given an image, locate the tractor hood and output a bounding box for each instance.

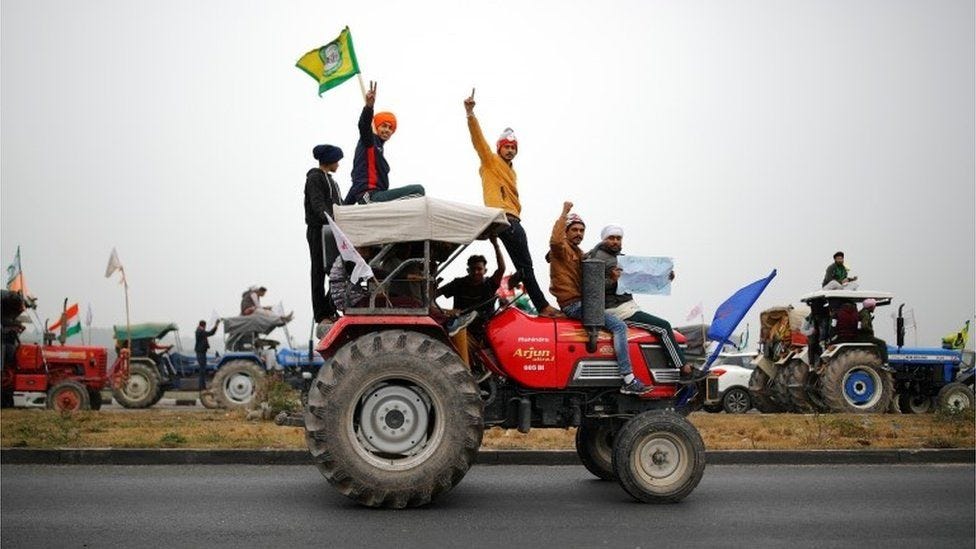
[333,196,510,246]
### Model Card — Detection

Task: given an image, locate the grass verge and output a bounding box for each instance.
[2,408,972,451]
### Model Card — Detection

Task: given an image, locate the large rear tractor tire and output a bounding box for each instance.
[576,420,617,481]
[821,350,893,413]
[937,382,974,413]
[786,359,818,413]
[112,360,161,409]
[305,330,484,508]
[899,392,934,414]
[771,365,794,412]
[611,411,706,503]
[47,380,91,411]
[212,360,265,410]
[748,368,784,413]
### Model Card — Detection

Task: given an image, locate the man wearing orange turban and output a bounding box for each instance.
[344,81,425,204]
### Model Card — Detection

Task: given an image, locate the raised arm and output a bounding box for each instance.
[358,80,377,142]
[549,201,573,257]
[465,88,493,163]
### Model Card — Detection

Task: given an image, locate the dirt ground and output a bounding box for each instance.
[2,408,972,451]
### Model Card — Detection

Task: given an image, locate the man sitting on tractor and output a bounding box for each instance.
[822,251,859,290]
[858,298,888,363]
[584,224,702,382]
[437,235,505,337]
[547,201,647,395]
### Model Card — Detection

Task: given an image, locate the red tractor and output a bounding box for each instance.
[302,197,710,508]
[1,290,110,411]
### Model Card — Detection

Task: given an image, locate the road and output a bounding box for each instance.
[2,464,972,548]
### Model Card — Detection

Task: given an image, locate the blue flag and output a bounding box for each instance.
[704,270,777,368]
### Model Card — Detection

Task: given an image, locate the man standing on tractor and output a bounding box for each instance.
[822,251,859,290]
[306,143,345,323]
[194,319,220,391]
[344,81,425,205]
[547,202,647,395]
[858,298,888,363]
[464,89,559,318]
[584,224,702,382]
[437,235,506,336]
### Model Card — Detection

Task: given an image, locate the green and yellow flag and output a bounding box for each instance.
[296,27,361,96]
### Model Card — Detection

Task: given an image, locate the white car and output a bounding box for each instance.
[703,352,757,414]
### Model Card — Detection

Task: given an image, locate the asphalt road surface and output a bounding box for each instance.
[2,464,972,548]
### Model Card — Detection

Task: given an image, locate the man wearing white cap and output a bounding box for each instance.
[585,224,702,382]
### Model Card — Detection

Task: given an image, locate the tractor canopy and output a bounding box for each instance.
[333,196,510,247]
[113,322,178,341]
[799,290,894,306]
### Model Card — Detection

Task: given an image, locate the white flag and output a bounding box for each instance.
[686,302,704,321]
[210,309,220,326]
[105,247,123,278]
[273,301,285,316]
[325,213,375,283]
[84,303,93,327]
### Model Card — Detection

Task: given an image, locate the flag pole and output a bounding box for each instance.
[356,73,367,103]
[121,267,132,363]
[700,313,707,357]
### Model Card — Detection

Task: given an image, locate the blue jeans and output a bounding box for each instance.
[562,301,633,377]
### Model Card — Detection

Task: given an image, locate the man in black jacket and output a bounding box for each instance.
[306,144,345,322]
[194,319,220,391]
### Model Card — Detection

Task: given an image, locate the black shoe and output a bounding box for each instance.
[620,378,650,395]
[447,311,478,337]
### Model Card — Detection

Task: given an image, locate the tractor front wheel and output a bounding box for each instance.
[305,330,483,509]
[576,420,616,481]
[47,380,91,411]
[611,411,705,503]
[899,392,934,414]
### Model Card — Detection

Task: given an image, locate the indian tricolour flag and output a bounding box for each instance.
[49,303,82,339]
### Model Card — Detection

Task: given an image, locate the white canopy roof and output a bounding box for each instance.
[799,290,895,303]
[333,196,510,247]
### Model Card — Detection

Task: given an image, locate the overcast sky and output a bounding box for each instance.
[2,0,973,348]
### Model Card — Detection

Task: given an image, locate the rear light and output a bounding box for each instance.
[709,368,726,377]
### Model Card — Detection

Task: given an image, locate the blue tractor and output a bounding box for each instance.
[208,314,324,409]
[890,312,974,414]
[111,319,323,409]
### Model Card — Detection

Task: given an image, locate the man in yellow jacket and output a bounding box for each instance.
[464,89,558,317]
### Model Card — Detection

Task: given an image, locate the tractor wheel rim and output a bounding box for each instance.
[908,395,932,413]
[125,374,151,400]
[634,432,688,485]
[842,367,882,408]
[946,391,971,411]
[359,384,430,455]
[349,377,444,472]
[224,373,255,404]
[55,389,80,410]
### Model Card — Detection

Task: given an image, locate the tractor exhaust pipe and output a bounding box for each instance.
[581,259,606,353]
[896,304,905,350]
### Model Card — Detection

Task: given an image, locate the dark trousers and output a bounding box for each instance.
[498,217,550,312]
[625,310,686,368]
[196,352,208,391]
[307,225,338,322]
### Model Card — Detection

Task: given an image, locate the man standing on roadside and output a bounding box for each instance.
[547,202,647,394]
[306,144,344,323]
[464,89,559,317]
[194,319,220,391]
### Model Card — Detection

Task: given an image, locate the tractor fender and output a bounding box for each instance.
[316,316,449,358]
[755,356,777,379]
[774,348,809,366]
[215,353,265,371]
[820,342,877,360]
